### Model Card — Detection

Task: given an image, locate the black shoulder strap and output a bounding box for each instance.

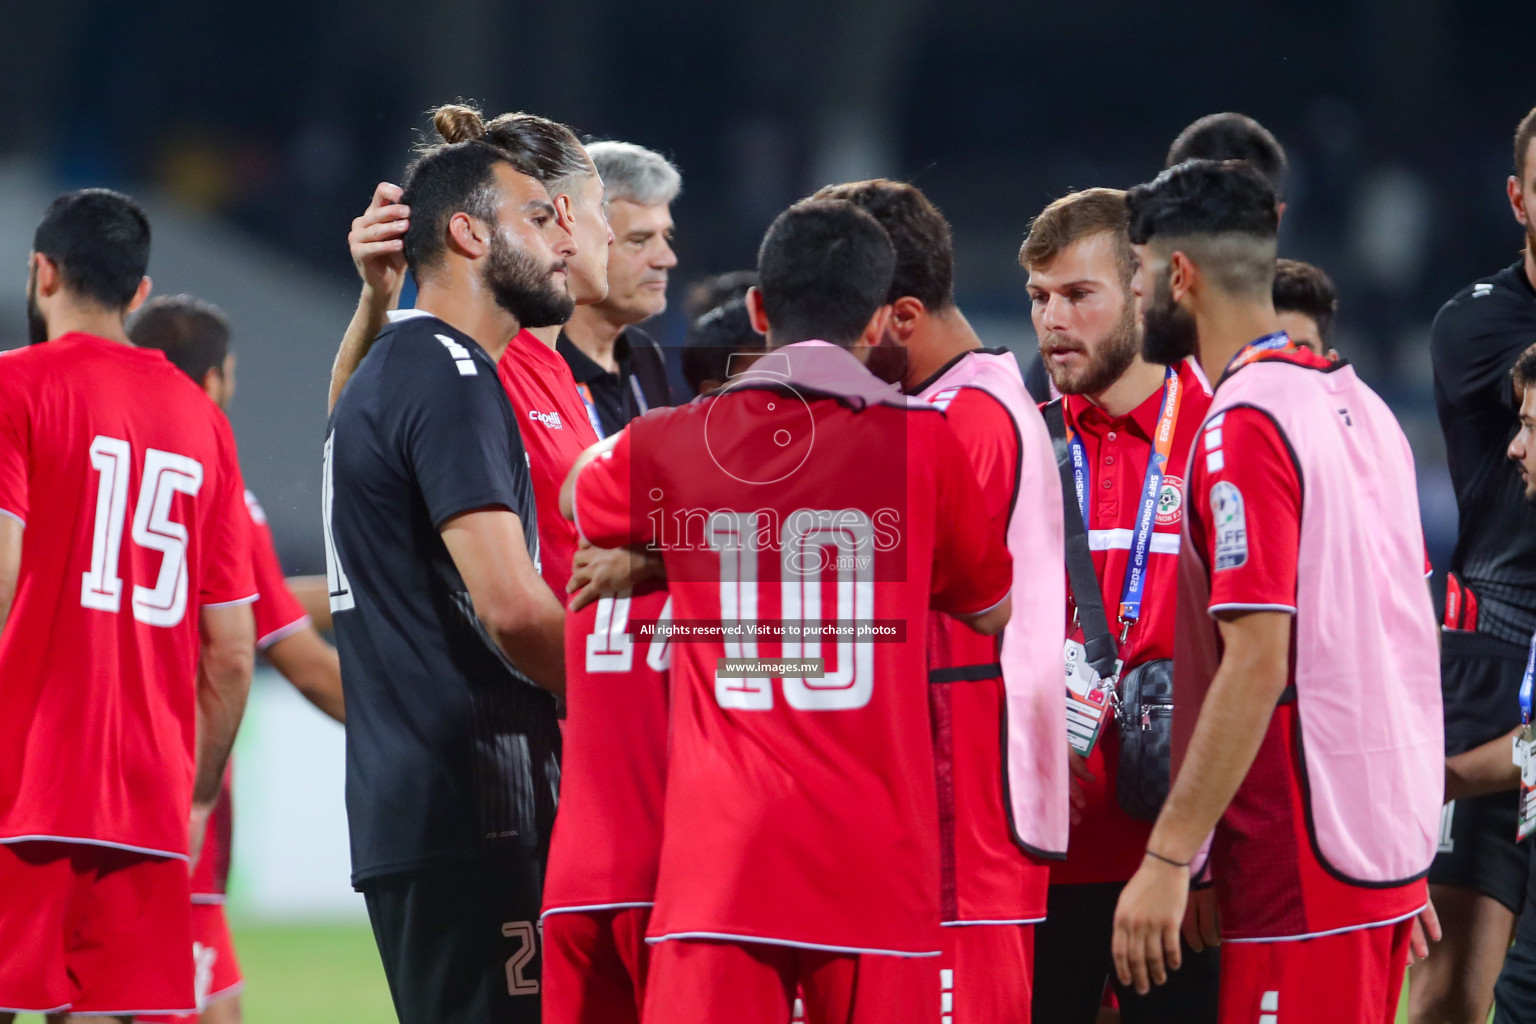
[1043,401,1121,679]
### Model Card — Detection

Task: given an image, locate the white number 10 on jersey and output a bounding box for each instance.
[712,509,875,712]
[81,435,204,627]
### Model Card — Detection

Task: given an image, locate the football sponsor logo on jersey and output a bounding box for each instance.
[1155,476,1184,526]
[529,409,564,430]
[1211,480,1248,570]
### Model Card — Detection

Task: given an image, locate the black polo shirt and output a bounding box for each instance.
[325,309,560,885]
[1432,260,1536,647]
[557,326,672,437]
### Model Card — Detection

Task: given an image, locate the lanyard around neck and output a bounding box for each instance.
[1224,331,1295,375]
[1065,365,1184,627]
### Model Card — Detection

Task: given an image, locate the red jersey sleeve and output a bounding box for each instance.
[1191,407,1301,615]
[245,491,310,649]
[199,417,258,608]
[927,414,1013,616]
[573,423,655,550]
[0,359,31,525]
[940,387,1019,526]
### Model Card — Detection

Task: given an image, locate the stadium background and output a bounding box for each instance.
[0,1,1526,1019]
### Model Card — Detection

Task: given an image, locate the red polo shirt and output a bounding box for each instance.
[1053,357,1211,885]
[497,330,602,597]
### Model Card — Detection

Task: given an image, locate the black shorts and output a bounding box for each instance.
[1430,790,1530,913]
[1433,631,1533,912]
[1496,918,1536,1023]
[362,845,546,1024]
[1442,630,1528,756]
[1032,881,1220,1024]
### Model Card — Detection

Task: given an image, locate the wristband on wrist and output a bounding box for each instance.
[1145,849,1191,869]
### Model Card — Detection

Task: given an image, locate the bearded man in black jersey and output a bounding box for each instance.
[1413,104,1536,1024]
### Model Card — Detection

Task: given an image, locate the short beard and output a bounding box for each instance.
[483,232,575,329]
[1042,299,1139,396]
[25,271,48,345]
[866,337,909,387]
[1140,271,1199,366]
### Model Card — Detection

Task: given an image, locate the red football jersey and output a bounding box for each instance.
[0,333,256,859]
[1186,365,1425,939]
[245,490,310,648]
[189,490,310,898]
[498,330,602,597]
[922,386,1049,924]
[543,585,672,916]
[1054,357,1212,885]
[574,362,1013,956]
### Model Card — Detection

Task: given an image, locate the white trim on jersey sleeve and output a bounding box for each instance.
[941,915,1047,927]
[954,586,1012,619]
[1207,602,1297,617]
[0,508,23,527]
[202,592,260,610]
[256,614,312,651]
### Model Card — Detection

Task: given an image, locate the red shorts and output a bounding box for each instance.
[643,939,938,1024]
[542,906,653,1024]
[139,901,245,1024]
[0,840,194,1016]
[1218,920,1412,1024]
[938,923,1034,1024]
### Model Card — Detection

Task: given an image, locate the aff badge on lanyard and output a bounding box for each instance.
[1062,367,1183,756]
[1517,634,1536,842]
[1065,638,1120,755]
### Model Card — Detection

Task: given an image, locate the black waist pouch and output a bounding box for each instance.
[1116,658,1173,822]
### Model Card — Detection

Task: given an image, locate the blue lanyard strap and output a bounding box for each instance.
[576,383,606,439]
[1522,632,1535,726]
[1224,331,1294,375]
[1065,366,1183,627]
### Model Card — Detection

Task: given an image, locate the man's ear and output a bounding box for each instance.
[746,286,770,336]
[553,193,578,234]
[862,304,895,348]
[885,295,924,344]
[446,212,490,259]
[31,253,61,297]
[197,365,223,403]
[1167,251,1198,305]
[1510,175,1530,229]
[126,276,152,314]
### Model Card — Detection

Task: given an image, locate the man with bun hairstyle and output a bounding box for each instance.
[1110,160,1441,1024]
[335,107,680,1023]
[323,107,574,1024]
[814,177,1064,1024]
